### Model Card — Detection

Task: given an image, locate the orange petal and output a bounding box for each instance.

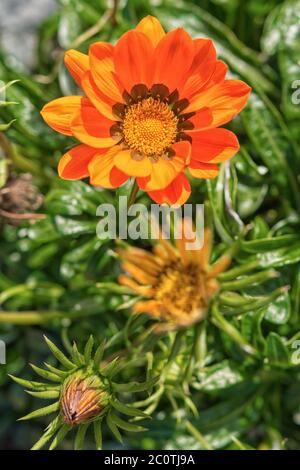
[121,261,157,285]
[135,16,165,47]
[180,39,217,98]
[148,172,191,207]
[89,42,123,102]
[189,161,219,179]
[118,275,154,297]
[211,60,228,84]
[153,28,194,93]
[137,141,191,191]
[189,107,213,130]
[64,49,89,87]
[189,128,239,163]
[133,300,163,317]
[186,79,251,126]
[71,97,116,148]
[41,96,81,136]
[81,71,115,120]
[114,149,152,177]
[58,145,99,179]
[88,146,129,188]
[114,30,154,91]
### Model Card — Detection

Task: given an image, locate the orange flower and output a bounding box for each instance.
[41,16,251,206]
[117,219,231,331]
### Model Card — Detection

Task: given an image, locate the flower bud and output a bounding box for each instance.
[60,373,110,426]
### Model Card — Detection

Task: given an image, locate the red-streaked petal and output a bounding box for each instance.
[89,42,123,102]
[135,16,165,47]
[71,97,116,148]
[110,166,130,187]
[186,79,251,126]
[153,28,194,93]
[114,30,154,91]
[88,146,129,188]
[58,145,100,179]
[114,149,153,177]
[189,128,239,163]
[148,173,191,206]
[41,96,81,136]
[81,71,115,120]
[64,49,89,87]
[180,39,217,98]
[189,161,219,179]
[137,141,191,191]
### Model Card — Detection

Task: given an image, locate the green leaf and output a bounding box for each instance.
[106,411,123,443]
[74,424,89,451]
[94,421,103,450]
[112,377,159,393]
[193,361,243,391]
[49,424,71,450]
[110,412,147,432]
[26,390,60,400]
[43,336,76,369]
[263,290,291,324]
[84,335,94,364]
[31,416,62,451]
[9,375,60,391]
[19,402,60,421]
[111,399,150,419]
[30,364,62,382]
[266,332,290,366]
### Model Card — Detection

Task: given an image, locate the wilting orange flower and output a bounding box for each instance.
[41,16,251,206]
[117,220,231,331]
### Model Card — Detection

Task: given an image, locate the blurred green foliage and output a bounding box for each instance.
[0,0,300,450]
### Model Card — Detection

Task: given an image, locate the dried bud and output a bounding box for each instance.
[60,373,109,426]
[0,173,43,214]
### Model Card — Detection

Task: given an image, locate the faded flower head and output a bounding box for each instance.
[118,219,231,330]
[0,173,43,222]
[41,16,251,206]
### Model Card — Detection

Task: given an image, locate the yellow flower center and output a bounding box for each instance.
[122,97,178,158]
[155,261,211,324]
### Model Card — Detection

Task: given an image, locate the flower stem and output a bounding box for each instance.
[128,179,139,208]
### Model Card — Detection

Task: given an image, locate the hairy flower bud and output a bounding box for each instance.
[60,373,109,426]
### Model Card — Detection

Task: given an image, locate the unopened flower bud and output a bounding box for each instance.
[60,373,109,426]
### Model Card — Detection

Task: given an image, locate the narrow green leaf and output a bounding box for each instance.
[106,411,123,443]
[111,399,149,419]
[110,412,147,432]
[84,335,94,364]
[9,374,60,391]
[19,402,60,421]
[94,421,103,450]
[44,336,76,369]
[74,424,89,450]
[49,424,71,450]
[31,416,62,450]
[30,364,61,382]
[26,390,60,400]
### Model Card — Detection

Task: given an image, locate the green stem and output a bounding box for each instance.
[128,179,139,208]
[220,270,278,291]
[0,311,64,325]
[211,304,258,356]
[186,421,213,450]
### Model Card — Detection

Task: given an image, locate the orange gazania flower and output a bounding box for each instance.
[41,16,251,206]
[117,220,231,331]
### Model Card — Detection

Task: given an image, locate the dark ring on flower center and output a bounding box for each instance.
[109,84,195,159]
